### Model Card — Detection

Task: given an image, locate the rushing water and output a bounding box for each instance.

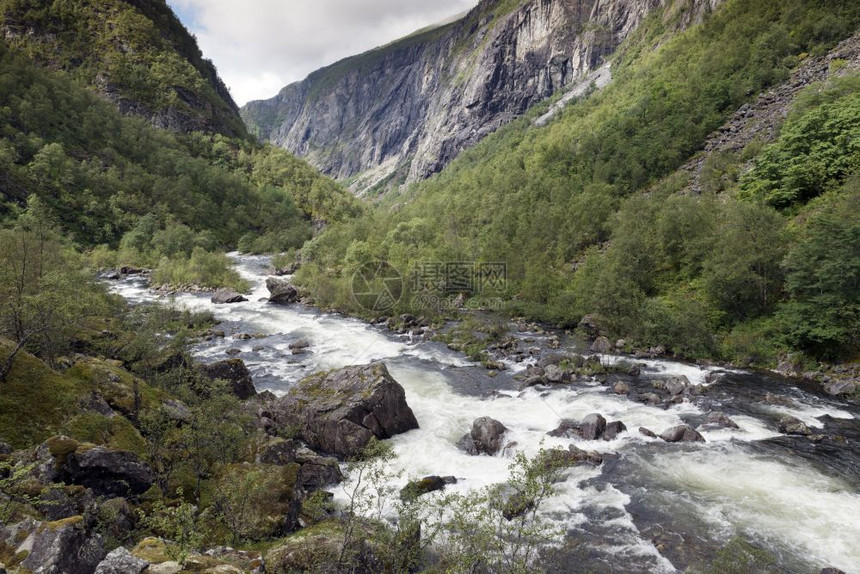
[112,255,860,573]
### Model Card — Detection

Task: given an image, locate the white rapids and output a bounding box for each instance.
[111,254,860,573]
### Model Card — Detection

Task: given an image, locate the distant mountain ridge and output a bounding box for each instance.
[242,0,722,193]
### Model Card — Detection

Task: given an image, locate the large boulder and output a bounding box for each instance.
[273,363,419,458]
[7,516,107,574]
[266,278,300,304]
[458,417,508,456]
[95,547,149,574]
[660,425,705,443]
[580,413,607,440]
[823,380,857,396]
[665,376,691,396]
[211,289,248,304]
[66,446,155,498]
[197,359,257,400]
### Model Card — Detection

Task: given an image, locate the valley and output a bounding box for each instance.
[0,0,858,572]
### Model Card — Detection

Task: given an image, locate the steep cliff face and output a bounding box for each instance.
[243,0,722,192]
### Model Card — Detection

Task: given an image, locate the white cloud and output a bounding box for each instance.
[167,0,478,106]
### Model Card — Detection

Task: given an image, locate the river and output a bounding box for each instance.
[111,255,860,573]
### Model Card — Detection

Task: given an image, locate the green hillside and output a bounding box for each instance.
[295,0,860,366]
[0,0,246,137]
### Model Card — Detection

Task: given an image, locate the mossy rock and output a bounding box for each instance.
[65,357,168,417]
[44,515,84,532]
[132,536,172,563]
[62,412,148,456]
[266,520,345,573]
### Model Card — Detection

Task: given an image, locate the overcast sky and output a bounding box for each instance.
[166,0,479,107]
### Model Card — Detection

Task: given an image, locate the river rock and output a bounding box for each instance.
[660,425,705,443]
[544,364,570,384]
[636,392,662,405]
[539,445,604,468]
[95,547,149,574]
[520,374,546,389]
[613,381,631,395]
[266,278,300,304]
[547,419,581,439]
[289,339,311,355]
[580,413,607,440]
[822,380,857,396]
[211,289,248,304]
[705,411,740,429]
[197,358,257,400]
[778,416,811,436]
[639,427,658,438]
[820,568,847,574]
[665,376,690,396]
[603,421,627,440]
[590,336,613,354]
[273,363,419,458]
[462,416,509,456]
[400,476,448,501]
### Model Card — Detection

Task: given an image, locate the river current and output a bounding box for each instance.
[111,255,860,573]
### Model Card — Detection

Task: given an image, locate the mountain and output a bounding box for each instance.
[242,0,722,193]
[293,0,860,364]
[0,0,246,137]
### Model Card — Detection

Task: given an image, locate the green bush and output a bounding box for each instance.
[152,248,250,292]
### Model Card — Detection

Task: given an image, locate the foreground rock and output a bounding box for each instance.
[1,517,107,574]
[33,437,154,498]
[266,278,300,304]
[211,289,248,304]
[273,363,419,458]
[95,547,149,574]
[197,358,257,399]
[660,425,706,443]
[458,417,508,456]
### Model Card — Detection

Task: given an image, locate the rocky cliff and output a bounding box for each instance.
[243,0,723,193]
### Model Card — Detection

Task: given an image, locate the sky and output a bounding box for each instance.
[166,0,479,107]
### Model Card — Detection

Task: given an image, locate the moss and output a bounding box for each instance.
[62,412,148,456]
[45,515,84,531]
[0,339,91,449]
[132,536,172,563]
